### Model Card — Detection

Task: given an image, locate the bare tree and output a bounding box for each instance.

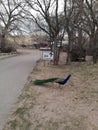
[63,0,83,63]
[0,0,26,50]
[63,0,98,63]
[25,0,65,65]
[78,0,98,63]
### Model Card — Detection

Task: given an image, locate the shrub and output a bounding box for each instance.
[1,43,16,53]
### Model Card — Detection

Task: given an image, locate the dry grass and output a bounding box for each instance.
[3,60,98,130]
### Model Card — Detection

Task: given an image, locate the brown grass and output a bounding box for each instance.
[3,60,98,130]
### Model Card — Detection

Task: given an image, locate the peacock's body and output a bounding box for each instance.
[55,74,71,85]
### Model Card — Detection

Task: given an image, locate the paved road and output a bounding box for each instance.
[0,49,41,130]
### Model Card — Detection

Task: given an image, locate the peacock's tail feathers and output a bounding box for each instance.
[33,78,59,85]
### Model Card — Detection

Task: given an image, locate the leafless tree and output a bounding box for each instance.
[23,0,98,64]
[63,0,83,63]
[84,0,98,63]
[25,0,65,65]
[0,0,26,50]
[63,0,98,63]
[76,0,98,63]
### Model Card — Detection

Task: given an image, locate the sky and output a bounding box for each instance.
[58,0,64,12]
[0,0,65,36]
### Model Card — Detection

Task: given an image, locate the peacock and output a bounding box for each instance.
[33,74,71,87]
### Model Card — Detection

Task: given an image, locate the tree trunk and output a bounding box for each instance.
[93,53,97,64]
[92,29,98,64]
[86,36,97,64]
[53,40,59,65]
[66,51,71,64]
[1,35,6,51]
[66,33,73,64]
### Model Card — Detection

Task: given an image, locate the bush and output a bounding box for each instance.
[70,45,86,62]
[1,44,16,53]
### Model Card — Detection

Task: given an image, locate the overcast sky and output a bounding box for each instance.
[59,0,64,12]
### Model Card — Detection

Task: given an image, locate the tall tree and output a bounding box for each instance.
[63,0,82,63]
[0,0,26,50]
[25,0,65,65]
[79,0,98,63]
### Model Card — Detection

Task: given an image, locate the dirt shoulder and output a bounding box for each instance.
[3,59,98,130]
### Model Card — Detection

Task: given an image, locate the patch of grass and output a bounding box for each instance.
[19,118,31,130]
[8,119,18,130]
[32,68,41,74]
[31,115,87,130]
[31,60,42,74]
[15,107,28,116]
[4,106,31,130]
[18,84,37,102]
[5,118,31,130]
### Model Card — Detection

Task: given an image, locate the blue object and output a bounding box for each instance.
[55,74,71,85]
